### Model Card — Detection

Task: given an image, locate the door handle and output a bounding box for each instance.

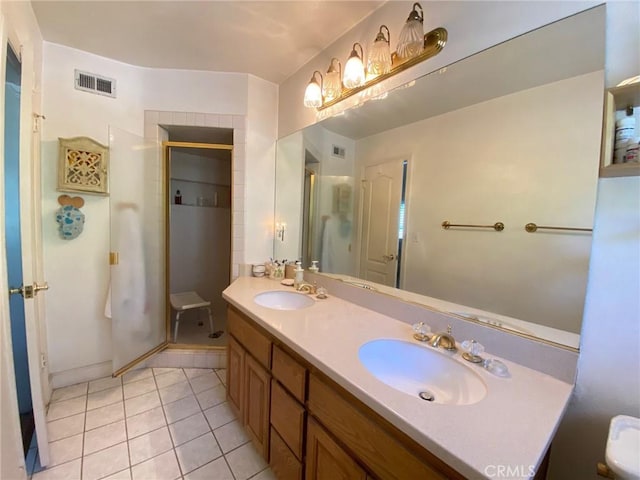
[8,282,49,299]
[382,253,397,262]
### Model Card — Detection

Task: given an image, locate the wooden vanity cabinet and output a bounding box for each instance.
[306,417,367,480]
[227,307,272,459]
[226,305,465,480]
[269,345,308,480]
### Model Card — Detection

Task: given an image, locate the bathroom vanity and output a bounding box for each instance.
[223,277,574,479]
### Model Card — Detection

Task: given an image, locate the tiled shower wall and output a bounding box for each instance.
[144,110,246,282]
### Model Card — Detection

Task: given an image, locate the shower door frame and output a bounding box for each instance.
[163,140,234,350]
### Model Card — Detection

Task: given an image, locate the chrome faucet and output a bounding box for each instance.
[429,325,457,351]
[296,282,317,294]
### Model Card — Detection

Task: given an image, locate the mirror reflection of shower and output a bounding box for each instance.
[164,127,233,347]
[302,150,320,267]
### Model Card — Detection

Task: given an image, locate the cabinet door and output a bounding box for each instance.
[227,336,245,421]
[306,417,367,480]
[244,354,271,459]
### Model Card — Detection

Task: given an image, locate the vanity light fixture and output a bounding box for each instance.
[302,2,447,111]
[343,43,365,89]
[396,2,425,60]
[303,71,324,108]
[367,25,392,78]
[323,58,342,102]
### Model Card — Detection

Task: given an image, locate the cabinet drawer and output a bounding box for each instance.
[270,427,303,480]
[271,379,305,459]
[308,374,457,480]
[272,345,307,402]
[228,307,271,368]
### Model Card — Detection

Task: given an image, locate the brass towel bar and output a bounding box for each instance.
[525,223,592,233]
[441,221,504,232]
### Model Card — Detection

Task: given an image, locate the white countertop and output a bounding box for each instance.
[223,277,574,479]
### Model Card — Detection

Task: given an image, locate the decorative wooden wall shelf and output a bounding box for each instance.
[58,136,109,195]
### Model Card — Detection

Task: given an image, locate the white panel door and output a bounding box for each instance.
[358,160,403,287]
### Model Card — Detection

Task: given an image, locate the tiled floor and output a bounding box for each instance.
[34,368,275,480]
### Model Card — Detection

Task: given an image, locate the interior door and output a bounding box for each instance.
[3,42,50,466]
[109,126,166,374]
[358,160,404,287]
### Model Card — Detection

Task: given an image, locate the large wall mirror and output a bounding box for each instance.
[274,6,605,349]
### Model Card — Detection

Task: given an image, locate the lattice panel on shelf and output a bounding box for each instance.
[58,137,109,195]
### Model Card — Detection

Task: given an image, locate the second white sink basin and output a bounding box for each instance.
[358,339,487,405]
[254,290,314,310]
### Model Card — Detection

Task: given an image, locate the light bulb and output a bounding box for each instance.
[343,43,365,89]
[397,2,424,60]
[367,25,392,79]
[303,71,323,108]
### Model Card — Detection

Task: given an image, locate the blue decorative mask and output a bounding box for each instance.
[55,205,85,240]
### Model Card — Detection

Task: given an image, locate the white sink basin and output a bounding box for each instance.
[358,339,487,405]
[606,415,640,480]
[254,290,314,310]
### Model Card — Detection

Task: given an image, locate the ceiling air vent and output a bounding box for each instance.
[74,69,116,98]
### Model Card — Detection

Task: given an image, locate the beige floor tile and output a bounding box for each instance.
[84,420,127,455]
[175,432,222,475]
[168,412,211,447]
[213,419,249,453]
[159,380,193,405]
[251,468,277,480]
[50,383,88,403]
[125,390,161,417]
[131,449,181,480]
[123,376,157,399]
[47,413,85,442]
[88,376,122,393]
[48,433,83,466]
[225,441,267,480]
[32,458,81,480]
[188,371,221,394]
[184,456,234,480]
[153,367,182,376]
[87,385,123,411]
[183,368,214,379]
[123,368,153,384]
[128,426,173,466]
[126,406,167,439]
[163,394,200,424]
[195,384,226,410]
[46,396,86,422]
[216,369,227,386]
[85,401,124,431]
[82,442,129,480]
[155,369,187,389]
[102,468,132,480]
[203,402,236,430]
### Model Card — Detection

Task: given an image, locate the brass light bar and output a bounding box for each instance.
[318,27,447,111]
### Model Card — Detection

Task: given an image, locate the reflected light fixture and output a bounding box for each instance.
[323,58,342,101]
[367,25,392,79]
[343,43,365,89]
[396,2,424,60]
[303,71,323,108]
[275,222,287,242]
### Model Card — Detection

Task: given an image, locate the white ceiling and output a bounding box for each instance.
[31,1,383,84]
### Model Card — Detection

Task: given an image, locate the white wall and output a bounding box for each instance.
[355,72,603,333]
[41,43,277,384]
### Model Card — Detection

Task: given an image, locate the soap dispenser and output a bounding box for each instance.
[294,262,304,289]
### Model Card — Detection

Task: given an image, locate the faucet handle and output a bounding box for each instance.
[412,322,432,342]
[461,340,485,363]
